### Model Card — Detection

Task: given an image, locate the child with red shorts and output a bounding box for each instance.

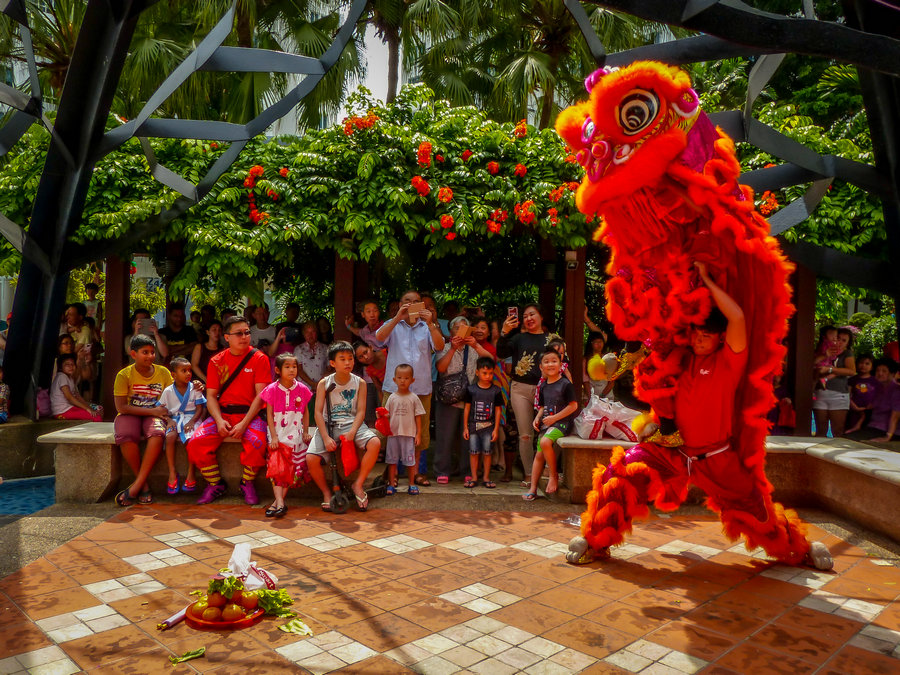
[260,352,313,517]
[187,316,271,505]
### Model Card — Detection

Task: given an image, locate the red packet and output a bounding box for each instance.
[339,434,359,476]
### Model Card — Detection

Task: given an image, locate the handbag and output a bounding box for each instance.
[436,346,470,405]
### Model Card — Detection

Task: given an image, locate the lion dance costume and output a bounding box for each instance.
[555,61,830,569]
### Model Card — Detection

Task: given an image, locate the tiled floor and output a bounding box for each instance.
[0,503,899,673]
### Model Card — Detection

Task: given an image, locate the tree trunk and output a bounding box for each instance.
[539,81,555,129]
[385,26,400,104]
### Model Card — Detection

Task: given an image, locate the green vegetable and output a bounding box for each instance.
[278,618,313,636]
[256,589,296,618]
[170,647,205,665]
[207,575,245,600]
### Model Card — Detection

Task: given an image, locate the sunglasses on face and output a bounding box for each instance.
[227,330,252,337]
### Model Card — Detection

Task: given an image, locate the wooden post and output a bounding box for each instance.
[563,248,587,394]
[101,255,130,419]
[334,252,355,342]
[354,261,370,304]
[787,262,816,436]
[538,239,557,331]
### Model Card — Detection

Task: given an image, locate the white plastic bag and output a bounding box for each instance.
[227,542,279,590]
[573,394,640,443]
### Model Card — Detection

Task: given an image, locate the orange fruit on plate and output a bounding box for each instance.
[202,606,222,622]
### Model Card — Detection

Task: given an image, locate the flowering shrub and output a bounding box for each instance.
[461,149,473,162]
[514,164,527,177]
[440,214,455,229]
[514,119,527,138]
[417,142,432,167]
[437,187,453,203]
[487,161,499,175]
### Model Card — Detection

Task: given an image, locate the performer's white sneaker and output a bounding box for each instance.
[805,541,833,570]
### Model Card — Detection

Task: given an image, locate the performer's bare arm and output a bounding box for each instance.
[695,262,746,354]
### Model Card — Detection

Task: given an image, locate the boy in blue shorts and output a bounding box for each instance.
[463,356,503,488]
[384,364,426,495]
[308,341,382,511]
[524,348,578,501]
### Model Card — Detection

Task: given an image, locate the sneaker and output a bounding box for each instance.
[196,480,227,505]
[239,479,259,505]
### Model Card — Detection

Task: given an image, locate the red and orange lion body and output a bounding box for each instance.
[556,61,810,563]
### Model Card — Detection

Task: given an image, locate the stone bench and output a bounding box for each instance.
[37,422,321,503]
[557,435,900,544]
[0,417,86,479]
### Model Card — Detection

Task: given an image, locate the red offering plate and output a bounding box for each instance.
[184,608,265,631]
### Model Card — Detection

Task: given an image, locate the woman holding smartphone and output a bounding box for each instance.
[496,304,550,486]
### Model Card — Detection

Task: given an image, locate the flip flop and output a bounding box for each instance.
[464,479,477,488]
[522,492,538,502]
[483,480,497,489]
[166,478,180,495]
[354,491,369,511]
[500,475,512,483]
[386,485,396,496]
[320,502,333,512]
[138,488,153,505]
[407,486,420,495]
[414,473,431,487]
[436,475,449,485]
[115,489,135,507]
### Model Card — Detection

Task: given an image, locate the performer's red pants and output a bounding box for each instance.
[186,414,267,468]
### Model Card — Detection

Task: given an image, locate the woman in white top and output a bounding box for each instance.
[433,316,493,484]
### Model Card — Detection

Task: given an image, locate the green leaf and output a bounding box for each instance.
[170,647,205,665]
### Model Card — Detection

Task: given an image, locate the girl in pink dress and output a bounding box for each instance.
[259,353,313,517]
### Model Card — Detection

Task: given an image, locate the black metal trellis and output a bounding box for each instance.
[0,0,367,417]
[565,0,900,300]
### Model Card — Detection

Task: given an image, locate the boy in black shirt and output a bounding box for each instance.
[463,357,504,488]
[524,349,578,500]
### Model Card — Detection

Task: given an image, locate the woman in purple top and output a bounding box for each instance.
[848,359,900,442]
[845,354,877,434]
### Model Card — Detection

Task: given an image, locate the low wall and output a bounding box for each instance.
[0,417,84,478]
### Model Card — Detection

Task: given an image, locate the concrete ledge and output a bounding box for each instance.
[38,422,322,503]
[0,417,85,478]
[557,434,900,544]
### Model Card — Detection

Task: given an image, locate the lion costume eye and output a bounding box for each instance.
[618,89,659,136]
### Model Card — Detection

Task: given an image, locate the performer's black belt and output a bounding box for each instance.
[220,404,250,415]
[678,442,730,475]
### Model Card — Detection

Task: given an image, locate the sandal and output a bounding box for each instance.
[483,480,497,489]
[407,486,420,495]
[138,488,153,505]
[385,485,396,496]
[320,502,333,512]
[182,479,197,494]
[354,491,369,511]
[522,492,538,501]
[115,489,135,507]
[414,473,431,487]
[464,479,477,488]
[167,478,180,495]
[520,478,532,488]
[500,475,512,483]
[436,475,449,485]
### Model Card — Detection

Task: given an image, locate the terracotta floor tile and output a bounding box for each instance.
[81,523,143,543]
[341,612,432,651]
[353,585,431,612]
[328,566,393,594]
[0,618,54,658]
[339,654,416,673]
[619,587,698,619]
[531,585,609,616]
[0,591,29,629]
[101,539,169,557]
[698,667,742,675]
[393,596,479,631]
[712,588,792,623]
[298,552,354,574]
[122,515,192,536]
[467,546,547,570]
[109,588,191,623]
[626,528,686,549]
[579,661,632,674]
[773,605,864,643]
[149,560,218,591]
[749,624,845,665]
[679,559,760,587]
[483,568,558,598]
[487,599,574,634]
[65,560,142,585]
[479,527,530,545]
[873,600,900,631]
[406,545,470,567]
[164,629,268,672]
[730,574,813,603]
[649,574,731,604]
[300,594,382,627]
[203,650,312,674]
[684,600,772,637]
[284,575,342,604]
[714,643,817,675]
[706,550,772,574]
[242,614,329,651]
[595,558,674,586]
[61,624,163,670]
[585,601,669,637]
[520,557,596,583]
[174,539,234,562]
[818,644,900,675]
[542,617,633,659]
[85,647,196,675]
[566,571,644,600]
[360,556,432,580]
[329,543,395,565]
[250,541,319,563]
[646,619,738,661]
[841,559,900,588]
[17,585,105,620]
[0,559,79,601]
[400,568,470,595]
[45,541,99,566]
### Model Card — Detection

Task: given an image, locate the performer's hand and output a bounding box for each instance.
[229,421,247,438]
[216,418,232,436]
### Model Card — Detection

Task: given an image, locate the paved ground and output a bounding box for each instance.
[1,494,899,674]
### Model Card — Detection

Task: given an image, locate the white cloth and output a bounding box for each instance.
[250,324,277,346]
[385,391,426,437]
[321,372,364,425]
[382,320,436,396]
[159,383,207,443]
[294,341,328,384]
[50,372,76,416]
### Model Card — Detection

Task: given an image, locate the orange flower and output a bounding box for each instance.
[514,163,527,177]
[445,232,457,240]
[564,155,577,163]
[514,119,527,138]
[435,154,444,163]
[491,208,508,223]
[417,142,432,167]
[411,176,430,196]
[210,141,219,149]
[567,181,579,192]
[438,187,453,203]
[243,177,255,188]
[461,149,473,162]
[440,214,454,229]
[279,167,289,177]
[486,219,501,234]
[267,189,279,201]
[514,200,536,225]
[487,161,499,175]
[249,165,265,178]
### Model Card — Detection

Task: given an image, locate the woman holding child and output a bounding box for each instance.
[497,304,550,486]
[434,316,494,484]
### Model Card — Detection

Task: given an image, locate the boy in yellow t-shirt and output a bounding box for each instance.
[113,334,173,506]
